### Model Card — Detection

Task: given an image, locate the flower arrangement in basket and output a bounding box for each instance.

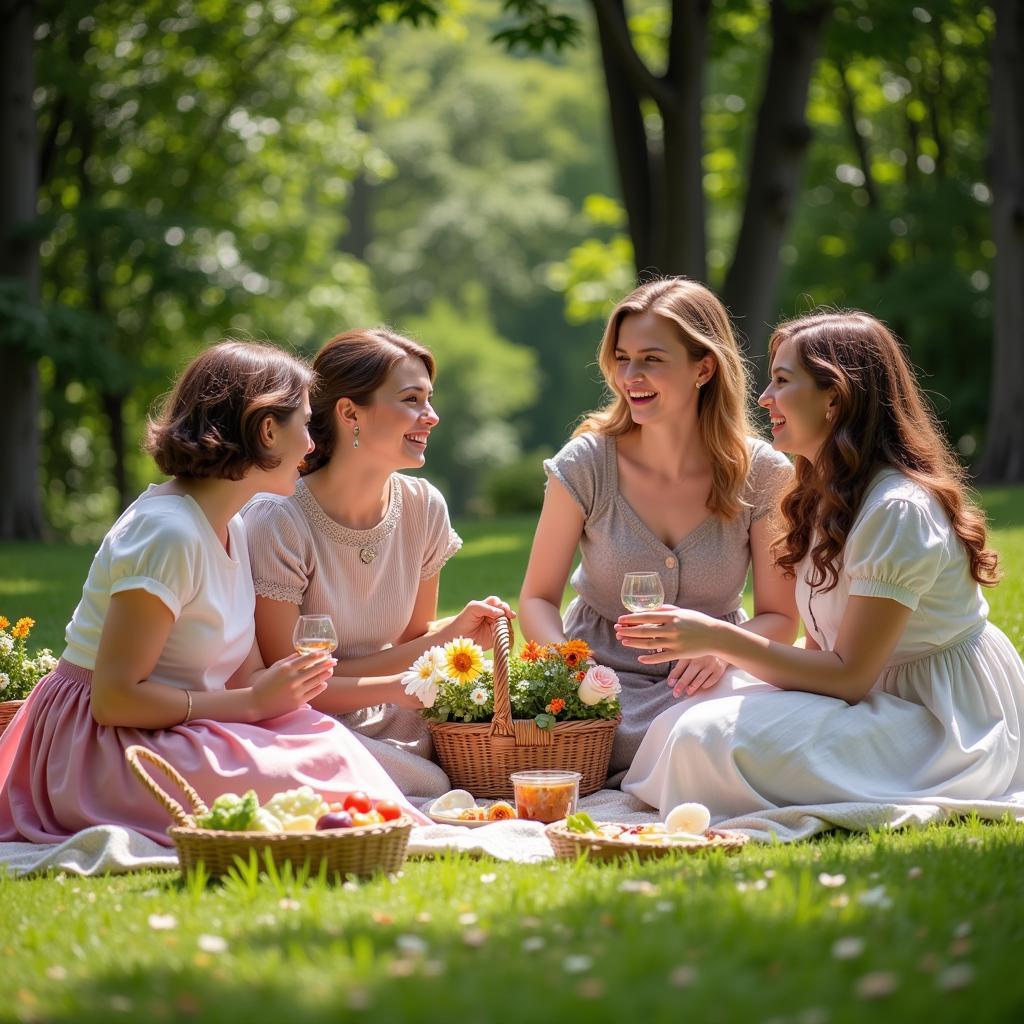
[403,617,621,798]
[0,616,58,736]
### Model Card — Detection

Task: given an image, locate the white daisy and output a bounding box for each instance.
[470,686,489,706]
[403,671,439,709]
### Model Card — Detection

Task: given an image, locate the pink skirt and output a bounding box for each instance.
[0,660,429,845]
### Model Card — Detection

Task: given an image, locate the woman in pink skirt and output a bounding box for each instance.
[0,341,427,845]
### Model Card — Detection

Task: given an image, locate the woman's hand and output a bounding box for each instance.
[445,596,515,649]
[249,651,335,721]
[665,655,727,698]
[614,605,721,665]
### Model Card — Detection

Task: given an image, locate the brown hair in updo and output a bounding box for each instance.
[303,328,436,473]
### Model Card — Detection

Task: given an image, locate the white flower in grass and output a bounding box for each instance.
[0,635,13,655]
[470,687,489,706]
[36,651,58,674]
[0,672,9,693]
[198,934,228,954]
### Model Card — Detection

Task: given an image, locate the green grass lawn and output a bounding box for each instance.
[2,490,1023,1022]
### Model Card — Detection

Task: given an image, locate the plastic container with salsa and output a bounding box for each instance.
[510,770,582,823]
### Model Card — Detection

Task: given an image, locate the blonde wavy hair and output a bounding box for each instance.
[574,277,753,519]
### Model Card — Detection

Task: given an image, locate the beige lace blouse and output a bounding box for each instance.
[242,474,462,658]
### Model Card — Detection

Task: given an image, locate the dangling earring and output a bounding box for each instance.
[353,425,360,449]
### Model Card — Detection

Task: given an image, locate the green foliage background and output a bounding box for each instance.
[4,0,998,538]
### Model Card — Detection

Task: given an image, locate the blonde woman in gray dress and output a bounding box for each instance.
[519,278,798,781]
[243,328,512,799]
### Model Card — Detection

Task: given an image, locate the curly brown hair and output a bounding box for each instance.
[303,327,435,474]
[769,311,999,592]
[145,341,312,480]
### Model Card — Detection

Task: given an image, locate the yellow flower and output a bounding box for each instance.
[0,616,8,630]
[11,617,35,640]
[443,638,485,686]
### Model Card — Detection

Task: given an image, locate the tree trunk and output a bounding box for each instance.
[0,0,44,540]
[590,0,657,271]
[658,0,709,279]
[976,0,1024,483]
[722,0,832,381]
[101,391,130,512]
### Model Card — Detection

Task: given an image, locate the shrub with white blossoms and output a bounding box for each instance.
[0,615,58,702]
[404,636,621,731]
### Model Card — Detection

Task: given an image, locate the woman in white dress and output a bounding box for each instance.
[619,311,1024,819]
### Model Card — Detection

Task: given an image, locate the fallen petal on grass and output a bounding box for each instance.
[937,963,976,991]
[197,934,228,954]
[832,937,865,960]
[855,972,899,999]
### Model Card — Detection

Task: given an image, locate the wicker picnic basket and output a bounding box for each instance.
[545,822,749,862]
[427,617,618,799]
[0,699,25,737]
[125,745,413,880]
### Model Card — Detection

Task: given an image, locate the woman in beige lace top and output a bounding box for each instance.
[519,278,799,781]
[243,328,512,798]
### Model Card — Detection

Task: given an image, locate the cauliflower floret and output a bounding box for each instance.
[262,786,329,830]
[249,808,284,832]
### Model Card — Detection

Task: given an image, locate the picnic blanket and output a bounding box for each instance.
[2,789,1022,877]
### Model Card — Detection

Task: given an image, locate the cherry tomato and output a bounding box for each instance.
[342,791,373,814]
[374,800,402,822]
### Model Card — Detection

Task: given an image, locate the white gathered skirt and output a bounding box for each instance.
[621,623,1024,820]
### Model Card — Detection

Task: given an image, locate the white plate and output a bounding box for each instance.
[428,806,513,828]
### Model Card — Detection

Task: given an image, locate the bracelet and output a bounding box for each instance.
[182,688,193,724]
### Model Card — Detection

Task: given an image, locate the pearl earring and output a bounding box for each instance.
[353,425,360,448]
[695,380,703,390]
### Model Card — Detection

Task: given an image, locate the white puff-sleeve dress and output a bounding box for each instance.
[622,470,1024,820]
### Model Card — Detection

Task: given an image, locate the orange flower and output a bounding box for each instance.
[559,639,592,668]
[576,671,586,682]
[11,617,34,640]
[546,698,566,714]
[521,640,545,663]
[0,616,8,630]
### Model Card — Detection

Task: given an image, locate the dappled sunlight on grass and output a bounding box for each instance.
[3,822,1022,1022]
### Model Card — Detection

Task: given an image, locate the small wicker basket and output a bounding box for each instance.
[0,699,25,737]
[125,745,413,880]
[545,821,749,861]
[427,618,618,799]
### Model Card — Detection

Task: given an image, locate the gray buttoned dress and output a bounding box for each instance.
[544,431,792,780]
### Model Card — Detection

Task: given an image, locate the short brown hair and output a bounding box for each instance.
[145,340,312,480]
[304,328,435,473]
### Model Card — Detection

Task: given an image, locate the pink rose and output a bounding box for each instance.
[577,664,621,706]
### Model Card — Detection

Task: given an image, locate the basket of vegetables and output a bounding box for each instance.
[125,746,413,879]
[545,807,749,862]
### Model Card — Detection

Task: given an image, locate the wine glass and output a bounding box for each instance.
[621,571,665,613]
[292,614,338,656]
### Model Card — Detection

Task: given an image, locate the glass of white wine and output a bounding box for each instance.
[621,571,665,613]
[292,614,338,656]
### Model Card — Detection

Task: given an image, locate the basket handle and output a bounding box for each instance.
[125,744,209,828]
[488,615,516,739]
